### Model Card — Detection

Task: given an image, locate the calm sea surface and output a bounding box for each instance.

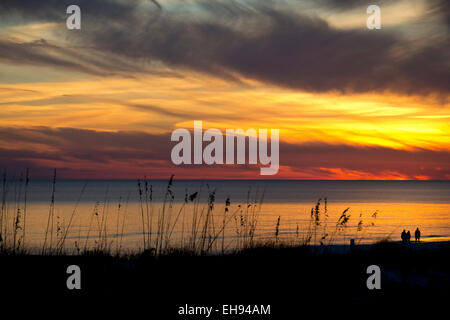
[2,180,449,252]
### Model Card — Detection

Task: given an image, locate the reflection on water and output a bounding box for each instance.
[1,180,449,253]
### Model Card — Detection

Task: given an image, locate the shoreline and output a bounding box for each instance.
[1,238,449,257]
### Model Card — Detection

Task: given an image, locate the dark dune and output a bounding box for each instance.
[1,241,449,316]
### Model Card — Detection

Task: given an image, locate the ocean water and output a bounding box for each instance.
[1,180,449,252]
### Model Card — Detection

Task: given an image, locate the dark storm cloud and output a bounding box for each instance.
[428,0,450,27]
[0,126,448,179]
[82,4,449,95]
[0,0,136,23]
[317,0,386,10]
[151,0,163,10]
[0,39,110,76]
[0,126,173,178]
[0,0,448,95]
[0,38,160,77]
[0,126,170,161]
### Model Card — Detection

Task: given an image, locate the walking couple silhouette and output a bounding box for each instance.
[401,228,421,243]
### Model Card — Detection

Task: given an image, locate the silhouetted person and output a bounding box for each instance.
[406,230,411,243]
[401,229,406,244]
[415,227,421,243]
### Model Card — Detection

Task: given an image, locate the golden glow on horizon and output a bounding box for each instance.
[1,74,448,152]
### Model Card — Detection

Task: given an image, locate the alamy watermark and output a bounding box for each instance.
[66,5,81,30]
[367,5,381,29]
[366,265,381,289]
[170,121,279,175]
[66,265,81,290]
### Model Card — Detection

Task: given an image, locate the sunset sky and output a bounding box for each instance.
[0,0,448,179]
